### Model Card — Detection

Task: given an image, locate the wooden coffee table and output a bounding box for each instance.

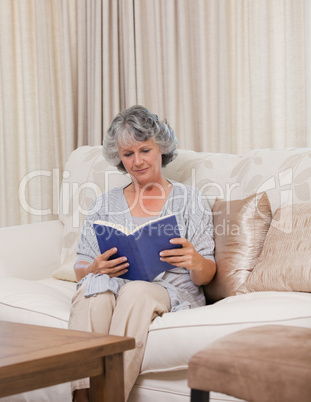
[0,321,135,401]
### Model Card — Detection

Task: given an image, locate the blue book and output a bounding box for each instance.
[93,215,182,281]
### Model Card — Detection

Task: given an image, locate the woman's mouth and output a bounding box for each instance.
[134,168,148,173]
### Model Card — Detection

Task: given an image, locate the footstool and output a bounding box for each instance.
[188,325,311,402]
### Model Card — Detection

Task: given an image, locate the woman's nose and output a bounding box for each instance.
[134,153,143,165]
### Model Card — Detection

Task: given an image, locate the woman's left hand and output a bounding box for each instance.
[160,237,203,271]
[159,237,216,286]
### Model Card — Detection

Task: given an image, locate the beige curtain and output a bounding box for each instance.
[305,0,311,146]
[0,0,307,227]
[130,0,306,153]
[0,0,107,227]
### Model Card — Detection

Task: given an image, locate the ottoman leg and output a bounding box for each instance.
[191,389,210,402]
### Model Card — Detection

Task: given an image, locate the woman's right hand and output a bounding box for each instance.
[74,248,129,282]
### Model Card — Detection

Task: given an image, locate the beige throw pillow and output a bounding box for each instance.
[204,192,272,302]
[52,252,77,282]
[236,202,311,294]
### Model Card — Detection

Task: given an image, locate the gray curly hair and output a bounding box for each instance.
[103,105,178,172]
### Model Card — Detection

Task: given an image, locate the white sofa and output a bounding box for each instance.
[0,146,311,402]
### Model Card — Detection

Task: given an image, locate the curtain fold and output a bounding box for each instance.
[305,0,311,146]
[0,0,308,227]
[102,0,121,132]
[77,0,103,146]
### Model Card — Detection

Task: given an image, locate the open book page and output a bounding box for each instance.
[93,220,131,236]
[132,214,176,233]
[93,214,175,236]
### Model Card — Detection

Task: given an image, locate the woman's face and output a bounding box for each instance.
[118,138,163,187]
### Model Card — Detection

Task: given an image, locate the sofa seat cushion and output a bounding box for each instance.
[129,370,243,402]
[141,291,311,374]
[0,278,75,328]
[1,277,310,379]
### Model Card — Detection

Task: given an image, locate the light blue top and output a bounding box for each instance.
[76,181,215,312]
[132,215,159,227]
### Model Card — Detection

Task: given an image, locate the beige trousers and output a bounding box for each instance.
[68,280,171,401]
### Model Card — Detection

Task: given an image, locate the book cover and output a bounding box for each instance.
[93,215,182,281]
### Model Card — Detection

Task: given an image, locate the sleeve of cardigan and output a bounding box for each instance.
[75,195,105,264]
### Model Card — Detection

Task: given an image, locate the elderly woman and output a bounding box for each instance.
[69,105,216,402]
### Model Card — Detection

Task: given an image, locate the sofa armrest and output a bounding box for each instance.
[0,220,64,280]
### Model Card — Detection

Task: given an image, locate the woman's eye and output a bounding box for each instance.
[124,153,132,157]
[142,149,150,153]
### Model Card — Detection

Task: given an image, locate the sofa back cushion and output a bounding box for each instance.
[57,147,241,264]
[227,148,311,214]
[56,146,311,293]
[58,146,130,263]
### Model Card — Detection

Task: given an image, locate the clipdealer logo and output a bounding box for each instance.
[18,167,294,233]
